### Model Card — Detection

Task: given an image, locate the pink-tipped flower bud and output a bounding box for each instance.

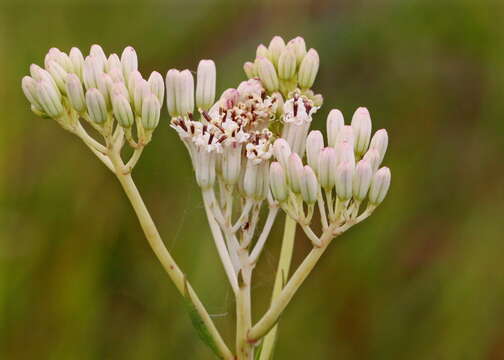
[278,48,297,80]
[300,165,319,204]
[287,153,303,193]
[257,57,279,93]
[176,69,194,116]
[165,69,179,117]
[306,130,324,175]
[243,61,257,79]
[353,160,373,201]
[141,94,161,130]
[85,88,107,124]
[273,138,291,169]
[268,36,286,65]
[363,148,381,173]
[69,47,84,78]
[133,79,149,115]
[335,125,355,151]
[351,107,372,156]
[196,60,216,111]
[298,48,319,89]
[369,129,389,164]
[327,109,344,147]
[287,37,307,65]
[90,44,107,69]
[121,46,138,78]
[270,161,289,202]
[36,80,63,118]
[335,142,355,168]
[112,93,134,128]
[46,61,68,93]
[243,160,269,200]
[318,147,337,190]
[256,44,271,61]
[65,73,86,112]
[106,53,121,72]
[369,167,391,204]
[335,162,354,201]
[21,76,42,110]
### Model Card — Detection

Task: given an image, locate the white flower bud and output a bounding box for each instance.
[277,48,297,80]
[306,130,324,175]
[353,160,372,201]
[36,80,64,117]
[351,107,372,156]
[112,94,134,128]
[67,47,83,75]
[176,69,194,116]
[270,162,288,202]
[110,82,129,100]
[45,48,73,72]
[44,48,61,69]
[327,109,344,147]
[318,147,336,190]
[273,138,291,169]
[165,69,179,117]
[141,94,161,130]
[127,70,143,98]
[22,76,42,109]
[195,149,216,189]
[85,88,107,124]
[82,56,104,90]
[268,36,286,65]
[369,129,389,164]
[287,37,307,65]
[30,64,58,91]
[106,53,122,72]
[335,125,355,150]
[297,49,319,89]
[221,143,242,185]
[369,167,391,204]
[121,46,138,78]
[65,73,86,112]
[133,79,149,115]
[90,44,107,69]
[243,61,257,79]
[108,68,124,83]
[256,44,271,61]
[287,153,303,193]
[300,165,318,204]
[335,142,355,168]
[243,160,269,200]
[47,61,68,93]
[363,148,381,173]
[148,71,165,107]
[335,162,354,201]
[196,59,216,111]
[256,57,279,93]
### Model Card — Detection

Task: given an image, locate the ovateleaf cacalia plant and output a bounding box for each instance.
[22,36,391,360]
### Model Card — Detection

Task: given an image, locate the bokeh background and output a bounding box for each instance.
[1,0,504,359]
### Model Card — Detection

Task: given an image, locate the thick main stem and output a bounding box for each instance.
[236,266,253,360]
[109,151,233,360]
[258,216,297,360]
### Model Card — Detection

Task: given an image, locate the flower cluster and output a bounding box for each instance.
[243,36,323,105]
[22,45,163,148]
[270,107,390,245]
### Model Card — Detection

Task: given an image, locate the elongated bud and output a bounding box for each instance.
[273,138,291,169]
[165,69,179,116]
[351,107,372,156]
[298,49,319,89]
[300,165,318,204]
[270,162,288,202]
[108,68,124,83]
[196,60,216,111]
[127,70,143,98]
[133,79,149,115]
[335,162,354,201]
[335,125,355,150]
[65,74,86,112]
[277,48,297,80]
[221,144,242,185]
[82,56,104,91]
[90,44,107,68]
[30,64,58,90]
[111,82,129,100]
[148,71,165,107]
[44,48,61,69]
[287,37,307,65]
[195,149,216,189]
[327,109,344,147]
[287,153,303,193]
[363,148,380,173]
[106,53,121,72]
[36,80,63,117]
[306,130,324,175]
[47,61,68,93]
[335,142,355,168]
[257,57,279,93]
[22,76,42,109]
[353,160,372,201]
[369,129,388,163]
[176,69,194,116]
[369,167,391,204]
[256,44,271,61]
[141,94,161,130]
[45,48,73,72]
[121,46,138,78]
[69,47,84,78]
[112,94,134,128]
[243,160,268,200]
[85,88,107,124]
[318,147,336,190]
[243,61,257,79]
[268,36,286,65]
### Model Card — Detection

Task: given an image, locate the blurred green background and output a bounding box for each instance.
[1,0,504,359]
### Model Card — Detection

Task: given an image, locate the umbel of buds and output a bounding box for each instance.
[22,45,163,148]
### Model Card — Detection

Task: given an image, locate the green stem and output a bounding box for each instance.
[258,215,297,360]
[109,150,233,360]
